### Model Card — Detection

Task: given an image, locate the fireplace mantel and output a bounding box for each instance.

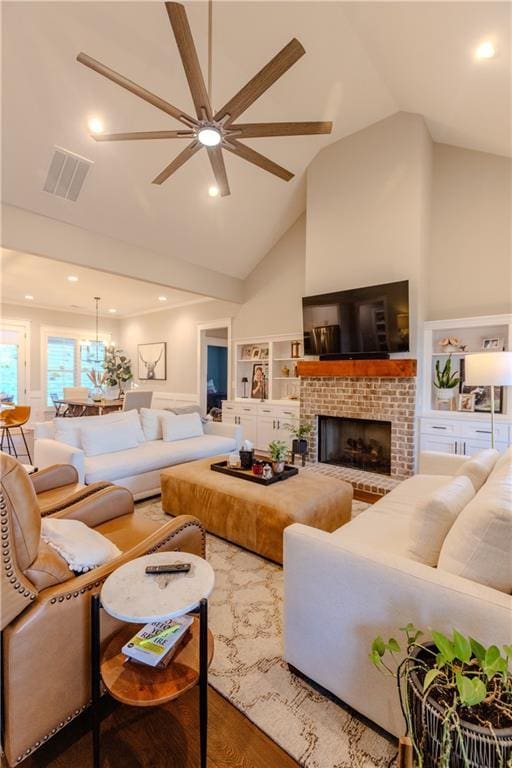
[297,358,417,378]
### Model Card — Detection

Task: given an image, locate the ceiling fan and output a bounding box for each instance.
[77,1,333,197]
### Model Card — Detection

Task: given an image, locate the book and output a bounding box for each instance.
[122,615,193,668]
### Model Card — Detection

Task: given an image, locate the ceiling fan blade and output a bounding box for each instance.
[94,130,194,141]
[207,146,230,196]
[214,38,305,126]
[229,121,333,138]
[223,139,293,182]
[77,52,196,127]
[152,140,201,185]
[165,3,212,121]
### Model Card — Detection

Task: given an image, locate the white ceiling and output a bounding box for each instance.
[1,2,510,281]
[0,248,210,318]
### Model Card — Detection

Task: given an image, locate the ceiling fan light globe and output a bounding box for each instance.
[197,127,222,147]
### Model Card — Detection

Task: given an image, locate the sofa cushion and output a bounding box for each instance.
[54,409,145,448]
[438,458,512,593]
[493,446,512,474]
[80,418,141,457]
[455,448,499,491]
[407,476,475,566]
[84,434,237,483]
[162,412,203,442]
[140,408,171,441]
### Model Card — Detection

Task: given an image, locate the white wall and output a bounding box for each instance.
[305,111,432,355]
[428,144,512,319]
[233,213,305,340]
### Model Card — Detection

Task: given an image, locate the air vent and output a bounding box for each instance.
[43,147,93,201]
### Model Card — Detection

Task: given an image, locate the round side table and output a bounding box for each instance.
[91,551,215,768]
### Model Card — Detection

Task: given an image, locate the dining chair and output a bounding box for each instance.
[0,405,32,463]
[62,387,89,417]
[122,390,153,412]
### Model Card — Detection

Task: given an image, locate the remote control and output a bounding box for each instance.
[145,563,191,575]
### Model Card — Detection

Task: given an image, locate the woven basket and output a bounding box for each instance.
[407,644,512,768]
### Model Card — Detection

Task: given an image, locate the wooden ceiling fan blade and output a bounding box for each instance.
[165,3,212,121]
[77,52,196,127]
[230,121,333,138]
[152,141,201,185]
[214,38,305,125]
[207,146,230,196]
[223,139,293,182]
[94,130,194,141]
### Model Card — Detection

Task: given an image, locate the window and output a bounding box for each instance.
[0,323,28,403]
[43,329,110,406]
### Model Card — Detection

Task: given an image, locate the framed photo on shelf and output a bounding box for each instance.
[250,363,268,400]
[458,393,475,412]
[251,347,261,360]
[137,342,166,380]
[481,337,504,351]
[240,345,253,360]
[459,358,504,413]
[260,347,269,360]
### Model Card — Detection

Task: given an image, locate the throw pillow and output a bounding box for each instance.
[455,448,499,491]
[140,407,172,441]
[438,458,512,593]
[80,418,140,457]
[41,518,122,573]
[408,476,475,566]
[169,405,202,416]
[54,408,145,448]
[162,412,203,442]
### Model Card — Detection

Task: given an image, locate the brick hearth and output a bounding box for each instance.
[300,375,417,481]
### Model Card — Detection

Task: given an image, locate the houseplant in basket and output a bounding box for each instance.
[434,355,460,403]
[284,421,313,461]
[268,440,288,474]
[370,624,512,767]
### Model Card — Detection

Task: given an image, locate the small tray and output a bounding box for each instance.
[210,460,298,486]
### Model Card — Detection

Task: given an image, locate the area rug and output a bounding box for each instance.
[137,498,396,768]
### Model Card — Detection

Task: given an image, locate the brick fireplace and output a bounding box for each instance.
[299,361,417,483]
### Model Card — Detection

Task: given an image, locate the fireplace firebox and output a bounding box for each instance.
[318,416,392,475]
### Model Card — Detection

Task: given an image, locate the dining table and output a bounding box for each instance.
[54,398,124,417]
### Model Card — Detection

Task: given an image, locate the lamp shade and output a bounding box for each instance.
[464,352,512,386]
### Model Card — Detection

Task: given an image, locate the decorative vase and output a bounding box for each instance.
[408,643,512,768]
[239,449,254,470]
[272,460,285,474]
[292,438,308,455]
[91,386,103,403]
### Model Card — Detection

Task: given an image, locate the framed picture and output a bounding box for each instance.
[251,347,261,360]
[481,337,503,351]
[458,393,475,412]
[260,347,269,360]
[251,363,268,400]
[137,342,167,380]
[459,358,503,413]
[240,345,253,360]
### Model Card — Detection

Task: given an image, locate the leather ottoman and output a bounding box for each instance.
[161,456,353,564]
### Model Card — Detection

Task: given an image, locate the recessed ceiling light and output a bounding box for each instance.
[88,116,104,134]
[197,126,222,147]
[67,275,79,282]
[25,294,34,300]
[476,41,495,60]
[208,185,220,197]
[158,296,167,302]
[108,308,117,313]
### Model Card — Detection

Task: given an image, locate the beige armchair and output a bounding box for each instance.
[0,453,205,766]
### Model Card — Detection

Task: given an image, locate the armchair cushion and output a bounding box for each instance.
[41,518,122,573]
[24,541,73,590]
[30,464,79,494]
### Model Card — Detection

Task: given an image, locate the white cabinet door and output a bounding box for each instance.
[461,438,508,456]
[420,435,458,454]
[238,413,257,444]
[257,414,278,451]
[275,410,299,449]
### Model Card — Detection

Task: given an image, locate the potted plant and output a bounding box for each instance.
[104,346,133,398]
[434,355,460,401]
[370,624,512,767]
[268,440,288,474]
[284,421,313,458]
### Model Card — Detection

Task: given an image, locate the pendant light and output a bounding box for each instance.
[94,296,102,363]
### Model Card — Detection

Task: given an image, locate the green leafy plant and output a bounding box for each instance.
[434,355,460,389]
[283,421,313,440]
[268,440,288,461]
[103,347,133,396]
[370,625,512,767]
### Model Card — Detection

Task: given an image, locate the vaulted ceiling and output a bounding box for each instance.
[2,2,510,281]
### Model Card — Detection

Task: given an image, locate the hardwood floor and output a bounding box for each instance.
[2,687,299,768]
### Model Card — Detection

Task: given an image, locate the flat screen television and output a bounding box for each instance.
[302,280,409,357]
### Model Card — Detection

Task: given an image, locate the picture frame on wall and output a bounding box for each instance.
[459,358,504,413]
[138,342,167,380]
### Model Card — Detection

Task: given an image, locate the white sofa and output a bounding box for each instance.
[284,449,512,738]
[34,410,242,500]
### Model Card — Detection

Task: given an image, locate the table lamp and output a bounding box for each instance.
[464,351,512,448]
[241,377,248,398]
